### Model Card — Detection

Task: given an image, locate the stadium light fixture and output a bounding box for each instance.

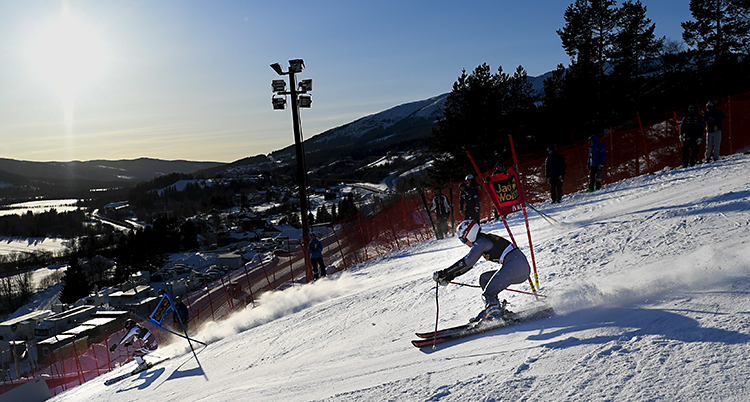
[268,58,314,282]
[272,79,287,93]
[270,62,284,75]
[289,59,305,73]
[298,95,312,108]
[298,79,312,93]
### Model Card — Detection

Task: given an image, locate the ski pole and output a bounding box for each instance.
[525,202,557,225]
[449,282,546,298]
[433,280,440,350]
[134,314,207,346]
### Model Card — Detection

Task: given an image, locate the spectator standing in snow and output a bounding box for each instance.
[459,175,480,222]
[109,319,158,371]
[587,135,606,191]
[679,105,704,167]
[308,233,326,279]
[545,145,566,203]
[173,297,190,331]
[432,220,530,323]
[703,101,726,162]
[430,188,451,239]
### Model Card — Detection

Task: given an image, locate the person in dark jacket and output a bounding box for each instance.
[433,220,530,323]
[703,101,726,162]
[459,175,480,222]
[173,297,190,331]
[680,105,704,167]
[430,188,451,240]
[545,145,566,203]
[308,233,326,279]
[587,135,606,191]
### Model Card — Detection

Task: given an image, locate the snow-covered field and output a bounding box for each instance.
[0,199,80,217]
[0,237,70,255]
[50,154,750,402]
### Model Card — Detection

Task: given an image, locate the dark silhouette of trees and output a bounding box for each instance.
[60,253,91,304]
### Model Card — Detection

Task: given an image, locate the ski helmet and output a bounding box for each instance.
[457,220,480,244]
[465,174,474,181]
[124,319,135,329]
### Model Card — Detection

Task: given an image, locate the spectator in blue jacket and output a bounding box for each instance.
[587,135,606,192]
[308,233,326,279]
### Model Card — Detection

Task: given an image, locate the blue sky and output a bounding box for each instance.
[0,0,693,163]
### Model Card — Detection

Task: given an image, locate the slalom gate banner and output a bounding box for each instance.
[481,167,525,217]
[149,294,174,327]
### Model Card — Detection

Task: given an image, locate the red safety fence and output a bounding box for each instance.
[3,91,750,397]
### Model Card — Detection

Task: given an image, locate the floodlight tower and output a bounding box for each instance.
[270,59,314,282]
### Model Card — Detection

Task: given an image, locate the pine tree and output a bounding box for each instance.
[611,0,663,81]
[429,63,534,181]
[557,0,620,131]
[682,0,750,64]
[60,253,91,304]
[316,205,332,224]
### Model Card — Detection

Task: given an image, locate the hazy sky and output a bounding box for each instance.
[0,0,692,163]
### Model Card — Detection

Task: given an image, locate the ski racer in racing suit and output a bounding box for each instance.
[109,319,158,370]
[433,220,530,322]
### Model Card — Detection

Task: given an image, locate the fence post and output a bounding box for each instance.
[285,237,295,285]
[357,214,369,261]
[380,198,400,251]
[204,277,215,321]
[401,194,411,247]
[219,274,234,310]
[90,340,101,377]
[242,262,256,306]
[257,254,272,290]
[727,95,733,154]
[637,112,652,174]
[330,223,349,269]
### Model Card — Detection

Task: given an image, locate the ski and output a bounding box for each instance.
[415,323,472,339]
[104,357,170,386]
[412,305,554,348]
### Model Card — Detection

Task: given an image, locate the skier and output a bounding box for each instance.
[430,188,451,239]
[109,319,158,371]
[680,105,704,167]
[587,135,606,191]
[459,175,480,222]
[432,220,531,322]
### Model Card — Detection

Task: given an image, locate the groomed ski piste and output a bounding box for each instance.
[51,154,750,402]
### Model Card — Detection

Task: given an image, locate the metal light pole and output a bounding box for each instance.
[270,59,314,282]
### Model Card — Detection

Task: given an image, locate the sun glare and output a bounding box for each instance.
[22,9,110,97]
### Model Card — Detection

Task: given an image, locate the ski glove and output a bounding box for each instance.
[433,258,469,286]
[124,342,132,347]
[433,270,452,286]
[109,344,117,352]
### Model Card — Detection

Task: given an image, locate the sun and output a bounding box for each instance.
[21,8,110,97]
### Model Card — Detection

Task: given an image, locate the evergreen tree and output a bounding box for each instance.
[60,253,91,304]
[429,63,534,181]
[316,205,332,224]
[557,0,620,132]
[612,0,663,81]
[337,194,359,221]
[682,0,750,64]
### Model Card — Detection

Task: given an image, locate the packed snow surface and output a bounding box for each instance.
[51,154,750,402]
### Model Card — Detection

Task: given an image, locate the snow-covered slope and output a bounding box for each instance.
[51,154,750,402]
